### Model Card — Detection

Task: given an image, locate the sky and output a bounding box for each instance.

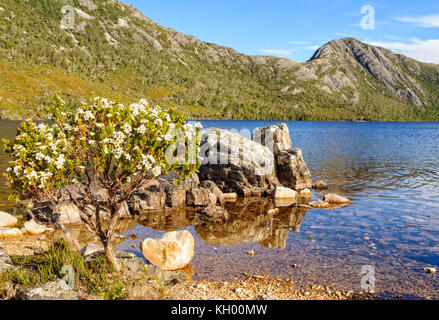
[123,0,439,64]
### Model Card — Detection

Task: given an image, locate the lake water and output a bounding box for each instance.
[1,120,439,299]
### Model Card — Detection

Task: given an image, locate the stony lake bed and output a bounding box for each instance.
[1,120,439,300]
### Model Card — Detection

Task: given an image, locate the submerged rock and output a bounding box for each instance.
[140,230,194,271]
[423,267,437,274]
[309,200,331,209]
[312,180,329,190]
[0,211,18,228]
[323,193,351,204]
[198,128,278,193]
[198,205,229,221]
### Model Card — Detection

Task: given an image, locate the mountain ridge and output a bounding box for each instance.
[0,0,438,121]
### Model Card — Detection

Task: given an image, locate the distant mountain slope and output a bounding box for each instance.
[0,0,438,121]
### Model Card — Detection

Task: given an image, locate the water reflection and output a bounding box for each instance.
[136,198,309,250]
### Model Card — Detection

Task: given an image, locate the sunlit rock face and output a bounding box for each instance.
[198,128,278,194]
[140,230,195,271]
[252,124,312,191]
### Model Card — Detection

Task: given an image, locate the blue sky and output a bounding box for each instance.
[123,0,439,64]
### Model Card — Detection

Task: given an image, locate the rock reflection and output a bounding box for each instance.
[136,198,310,251]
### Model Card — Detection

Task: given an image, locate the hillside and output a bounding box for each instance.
[0,0,438,121]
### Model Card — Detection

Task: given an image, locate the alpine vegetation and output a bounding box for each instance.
[3,97,202,270]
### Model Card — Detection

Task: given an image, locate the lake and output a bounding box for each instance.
[1,120,439,299]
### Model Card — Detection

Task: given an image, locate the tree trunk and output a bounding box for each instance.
[103,238,120,272]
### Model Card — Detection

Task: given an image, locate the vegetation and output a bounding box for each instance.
[0,0,438,121]
[0,239,127,300]
[3,96,201,269]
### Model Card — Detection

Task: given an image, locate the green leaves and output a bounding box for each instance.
[5,96,201,203]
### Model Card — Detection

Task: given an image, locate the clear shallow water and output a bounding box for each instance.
[1,120,439,299]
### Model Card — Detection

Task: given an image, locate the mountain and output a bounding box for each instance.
[0,0,438,121]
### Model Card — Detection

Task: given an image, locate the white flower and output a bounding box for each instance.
[54,155,66,169]
[154,118,163,127]
[151,166,161,177]
[136,125,146,134]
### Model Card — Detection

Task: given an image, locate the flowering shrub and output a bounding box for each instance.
[3,97,201,268]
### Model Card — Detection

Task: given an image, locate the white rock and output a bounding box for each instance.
[54,203,82,225]
[423,267,437,274]
[323,193,351,204]
[140,230,194,271]
[0,227,23,238]
[22,219,51,235]
[0,211,18,228]
[271,187,298,199]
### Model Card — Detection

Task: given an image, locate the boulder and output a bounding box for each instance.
[299,189,312,197]
[0,227,22,238]
[24,279,79,300]
[198,128,278,193]
[186,188,217,207]
[165,173,200,208]
[0,211,17,228]
[22,219,52,235]
[312,180,328,190]
[198,205,229,221]
[323,193,351,204]
[252,123,292,155]
[309,200,331,209]
[54,203,82,225]
[129,182,166,212]
[276,149,312,191]
[200,180,224,204]
[140,230,194,271]
[271,187,298,199]
[252,124,312,191]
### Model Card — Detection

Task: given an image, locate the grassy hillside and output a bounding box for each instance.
[0,0,438,121]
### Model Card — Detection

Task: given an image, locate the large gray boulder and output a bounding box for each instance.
[253,124,312,191]
[252,123,292,155]
[198,128,278,193]
[276,149,312,191]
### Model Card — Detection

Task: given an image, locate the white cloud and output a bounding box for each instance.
[366,38,439,64]
[288,41,308,45]
[396,14,439,28]
[304,45,321,50]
